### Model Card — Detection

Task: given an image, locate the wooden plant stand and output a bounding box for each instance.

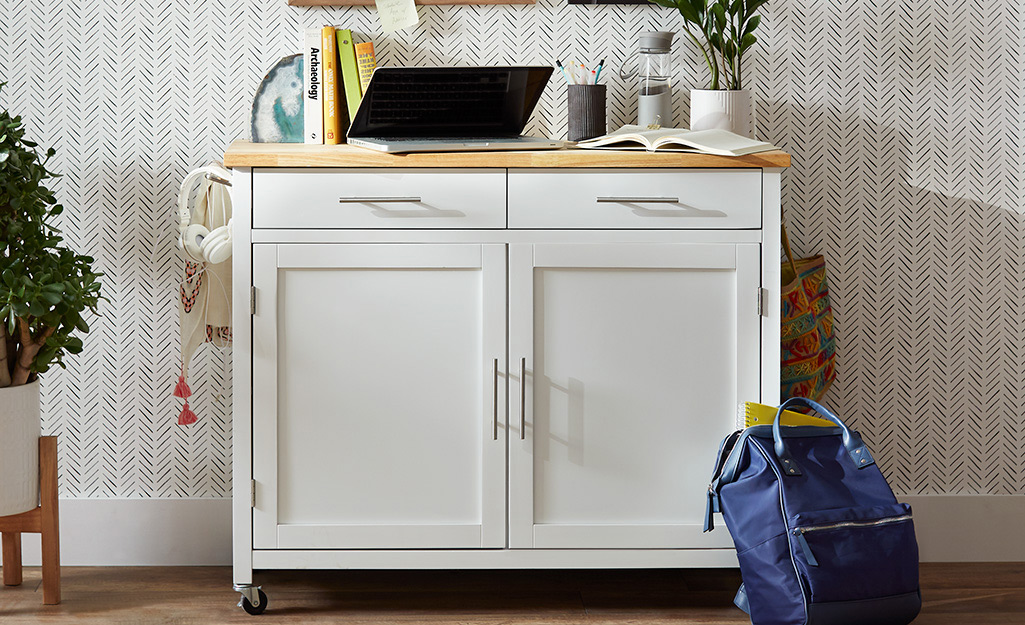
[0,436,61,604]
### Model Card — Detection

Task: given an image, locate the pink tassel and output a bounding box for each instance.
[173,375,192,399]
[178,402,197,425]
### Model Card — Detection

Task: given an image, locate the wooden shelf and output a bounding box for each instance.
[224,141,792,169]
[289,0,534,5]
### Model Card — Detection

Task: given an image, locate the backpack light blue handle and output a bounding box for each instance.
[772,397,875,476]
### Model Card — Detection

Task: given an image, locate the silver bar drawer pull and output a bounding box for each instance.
[339,197,422,203]
[596,196,680,204]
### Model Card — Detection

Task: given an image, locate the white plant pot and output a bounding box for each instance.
[690,89,755,138]
[0,381,41,516]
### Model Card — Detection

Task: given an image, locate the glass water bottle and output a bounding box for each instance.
[621,31,675,128]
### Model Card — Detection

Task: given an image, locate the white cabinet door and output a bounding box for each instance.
[252,244,507,550]
[508,243,760,549]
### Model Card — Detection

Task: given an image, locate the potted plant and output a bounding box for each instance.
[651,0,766,137]
[0,83,102,516]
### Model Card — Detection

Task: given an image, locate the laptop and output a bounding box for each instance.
[346,66,564,153]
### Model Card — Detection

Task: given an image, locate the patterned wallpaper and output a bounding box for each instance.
[1,0,1022,497]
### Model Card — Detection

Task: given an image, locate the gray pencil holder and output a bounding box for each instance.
[567,84,607,142]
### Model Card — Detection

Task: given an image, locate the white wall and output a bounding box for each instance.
[1,0,1022,562]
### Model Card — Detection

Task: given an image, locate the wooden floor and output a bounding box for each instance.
[0,563,1021,624]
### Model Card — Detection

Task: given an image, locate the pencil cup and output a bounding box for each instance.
[567,84,606,142]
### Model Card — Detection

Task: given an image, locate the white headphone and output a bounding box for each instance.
[177,164,233,265]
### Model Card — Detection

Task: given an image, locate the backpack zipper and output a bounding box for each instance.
[750,442,810,621]
[792,513,912,567]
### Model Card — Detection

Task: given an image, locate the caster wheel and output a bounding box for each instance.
[240,589,268,615]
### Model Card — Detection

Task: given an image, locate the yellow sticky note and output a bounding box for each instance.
[375,0,419,33]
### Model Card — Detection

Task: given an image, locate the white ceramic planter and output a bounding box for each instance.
[0,381,40,516]
[690,89,755,138]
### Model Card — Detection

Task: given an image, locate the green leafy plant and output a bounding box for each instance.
[650,0,767,90]
[0,83,102,387]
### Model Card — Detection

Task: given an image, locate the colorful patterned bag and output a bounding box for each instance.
[781,222,836,400]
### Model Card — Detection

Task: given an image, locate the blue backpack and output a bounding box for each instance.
[705,397,921,625]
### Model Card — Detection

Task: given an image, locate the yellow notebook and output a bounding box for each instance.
[320,26,342,145]
[336,29,363,122]
[741,402,835,428]
[355,41,376,94]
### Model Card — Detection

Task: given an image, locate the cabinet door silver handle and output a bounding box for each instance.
[492,358,499,441]
[520,357,526,440]
[338,197,422,203]
[596,196,679,204]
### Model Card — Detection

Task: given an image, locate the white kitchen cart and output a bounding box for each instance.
[224,142,789,614]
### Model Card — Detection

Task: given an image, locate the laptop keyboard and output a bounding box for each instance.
[362,137,517,143]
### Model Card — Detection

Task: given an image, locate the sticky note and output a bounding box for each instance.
[375,0,419,33]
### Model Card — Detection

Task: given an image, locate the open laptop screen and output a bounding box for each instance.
[347,67,553,139]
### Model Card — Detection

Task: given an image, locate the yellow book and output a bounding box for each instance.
[355,41,376,94]
[321,26,342,145]
[741,401,835,428]
[336,29,363,121]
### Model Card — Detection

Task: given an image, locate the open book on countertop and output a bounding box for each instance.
[575,125,778,157]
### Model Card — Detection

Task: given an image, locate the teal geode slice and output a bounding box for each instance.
[250,54,304,143]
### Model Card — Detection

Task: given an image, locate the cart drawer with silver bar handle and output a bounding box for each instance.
[507,169,762,229]
[253,168,506,229]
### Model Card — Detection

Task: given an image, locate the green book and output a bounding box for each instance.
[336,29,363,122]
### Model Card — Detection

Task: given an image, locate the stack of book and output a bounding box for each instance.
[302,27,377,145]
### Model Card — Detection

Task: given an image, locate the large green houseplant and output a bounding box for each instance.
[0,83,102,515]
[651,0,767,136]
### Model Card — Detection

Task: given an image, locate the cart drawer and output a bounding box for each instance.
[253,168,506,229]
[508,168,761,229]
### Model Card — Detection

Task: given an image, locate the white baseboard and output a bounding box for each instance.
[20,498,231,566]
[898,494,1025,562]
[16,495,1023,565]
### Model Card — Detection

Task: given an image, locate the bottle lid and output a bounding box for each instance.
[640,31,675,53]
